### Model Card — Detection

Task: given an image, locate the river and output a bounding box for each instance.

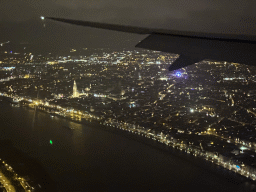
[0,101,255,191]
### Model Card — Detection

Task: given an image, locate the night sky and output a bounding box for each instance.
[1,0,256,52]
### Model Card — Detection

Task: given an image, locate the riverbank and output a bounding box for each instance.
[0,99,255,191]
[1,96,255,187]
[22,103,253,187]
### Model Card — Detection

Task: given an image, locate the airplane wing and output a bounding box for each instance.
[45,17,256,71]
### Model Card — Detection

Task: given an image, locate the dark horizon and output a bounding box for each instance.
[1,0,256,53]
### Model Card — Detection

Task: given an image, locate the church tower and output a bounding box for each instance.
[73,80,79,98]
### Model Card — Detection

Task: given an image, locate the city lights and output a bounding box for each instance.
[240,146,247,153]
[0,46,256,189]
[176,72,182,77]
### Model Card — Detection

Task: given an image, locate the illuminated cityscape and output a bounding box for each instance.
[1,0,256,190]
[0,42,256,190]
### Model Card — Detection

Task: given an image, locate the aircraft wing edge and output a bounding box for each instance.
[45,17,256,43]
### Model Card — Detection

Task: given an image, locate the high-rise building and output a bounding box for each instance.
[73,80,79,98]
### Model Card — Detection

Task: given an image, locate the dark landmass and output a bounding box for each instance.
[0,140,57,191]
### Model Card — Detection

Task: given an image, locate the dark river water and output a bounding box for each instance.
[0,101,255,192]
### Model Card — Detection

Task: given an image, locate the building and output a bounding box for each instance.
[73,80,79,98]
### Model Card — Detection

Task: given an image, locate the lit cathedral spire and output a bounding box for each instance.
[73,80,79,98]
